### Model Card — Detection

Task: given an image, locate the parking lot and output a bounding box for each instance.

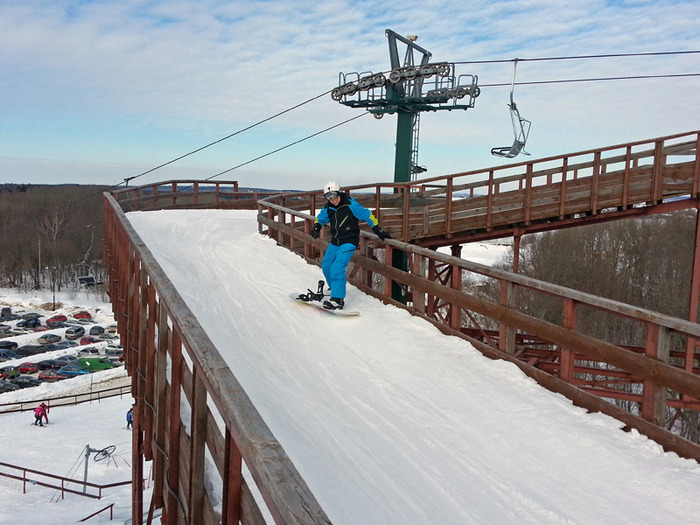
[0,307,122,393]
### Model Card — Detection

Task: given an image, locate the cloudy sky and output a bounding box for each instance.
[1,0,698,191]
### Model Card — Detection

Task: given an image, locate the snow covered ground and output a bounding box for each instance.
[1,209,698,524]
[118,208,699,525]
[0,290,138,524]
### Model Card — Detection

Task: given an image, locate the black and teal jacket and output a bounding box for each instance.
[314,192,379,246]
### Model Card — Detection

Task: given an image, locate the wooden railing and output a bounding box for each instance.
[257,130,700,462]
[103,192,331,525]
[110,180,278,212]
[258,203,700,460]
[102,131,700,525]
[268,130,700,245]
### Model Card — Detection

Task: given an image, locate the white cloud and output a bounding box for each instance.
[0,0,698,188]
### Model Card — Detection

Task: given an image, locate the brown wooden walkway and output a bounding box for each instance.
[102,134,700,524]
[255,130,700,463]
[357,130,699,247]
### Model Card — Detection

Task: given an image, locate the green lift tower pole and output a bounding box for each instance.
[331,29,481,301]
[385,30,431,184]
[393,111,414,184]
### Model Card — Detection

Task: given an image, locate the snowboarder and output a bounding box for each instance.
[126,407,133,429]
[33,403,49,426]
[310,180,391,310]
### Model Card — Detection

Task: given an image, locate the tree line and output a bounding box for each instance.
[0,184,109,295]
[474,211,698,443]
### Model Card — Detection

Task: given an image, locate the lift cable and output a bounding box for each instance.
[9,52,699,230]
[122,89,332,187]
[119,50,700,187]
[453,49,700,66]
[480,71,700,88]
[205,112,369,180]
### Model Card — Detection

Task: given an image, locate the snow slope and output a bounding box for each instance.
[0,290,137,524]
[124,209,700,525]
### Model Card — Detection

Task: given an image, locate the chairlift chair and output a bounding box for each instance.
[492,59,531,159]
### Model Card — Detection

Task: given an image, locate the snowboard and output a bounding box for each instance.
[289,293,360,316]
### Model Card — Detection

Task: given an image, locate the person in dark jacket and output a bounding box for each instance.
[311,181,391,310]
[126,407,133,429]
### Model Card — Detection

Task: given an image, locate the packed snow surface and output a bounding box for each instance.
[119,209,700,525]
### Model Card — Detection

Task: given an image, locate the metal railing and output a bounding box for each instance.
[0,460,130,500]
[0,384,131,414]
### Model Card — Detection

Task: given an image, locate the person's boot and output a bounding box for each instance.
[323,297,344,310]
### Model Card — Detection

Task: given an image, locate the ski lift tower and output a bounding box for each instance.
[332,29,481,184]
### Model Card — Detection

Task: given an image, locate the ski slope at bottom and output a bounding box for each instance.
[127,209,700,525]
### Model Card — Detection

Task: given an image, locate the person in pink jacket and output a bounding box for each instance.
[33,403,49,426]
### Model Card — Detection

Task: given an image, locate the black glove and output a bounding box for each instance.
[310,223,321,239]
[372,225,391,240]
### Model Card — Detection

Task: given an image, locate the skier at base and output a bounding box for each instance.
[311,180,391,310]
[33,403,49,426]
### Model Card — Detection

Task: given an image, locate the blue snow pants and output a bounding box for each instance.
[321,243,356,299]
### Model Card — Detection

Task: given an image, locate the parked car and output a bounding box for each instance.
[57,340,78,348]
[79,336,100,346]
[10,375,42,389]
[37,333,61,345]
[0,379,20,392]
[79,357,116,371]
[106,324,118,334]
[97,333,117,341]
[38,370,65,382]
[77,346,101,357]
[105,346,124,362]
[37,359,64,371]
[54,355,78,366]
[15,345,46,357]
[57,365,91,377]
[0,349,21,361]
[0,366,19,379]
[74,311,92,319]
[45,341,78,351]
[47,314,67,324]
[65,326,86,340]
[0,340,18,350]
[17,318,41,329]
[89,325,105,336]
[18,362,39,374]
[21,312,42,319]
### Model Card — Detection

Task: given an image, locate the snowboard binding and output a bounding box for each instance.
[297,280,326,302]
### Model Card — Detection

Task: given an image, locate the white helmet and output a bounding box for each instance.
[323,180,340,195]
